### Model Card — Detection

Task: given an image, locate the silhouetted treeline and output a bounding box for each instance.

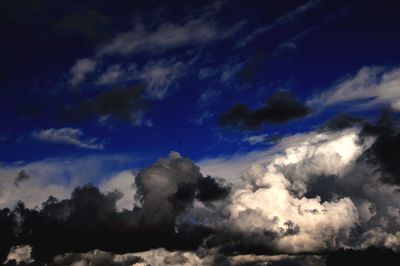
[326,246,400,266]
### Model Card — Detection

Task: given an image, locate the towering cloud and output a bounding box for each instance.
[1,114,400,265]
[0,152,229,264]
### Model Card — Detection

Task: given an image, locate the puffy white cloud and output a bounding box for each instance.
[69,58,97,86]
[33,127,104,150]
[197,128,400,253]
[308,66,400,111]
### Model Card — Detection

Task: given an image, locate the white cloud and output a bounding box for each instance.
[99,170,137,211]
[69,58,97,86]
[139,60,185,99]
[97,18,242,57]
[96,60,185,100]
[197,128,400,252]
[33,128,104,150]
[96,64,124,85]
[243,134,269,145]
[0,154,137,209]
[308,66,400,111]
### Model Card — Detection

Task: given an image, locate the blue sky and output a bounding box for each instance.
[1,0,400,172]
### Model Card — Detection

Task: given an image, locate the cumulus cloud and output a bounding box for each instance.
[219,91,311,130]
[0,152,228,263]
[2,115,400,264]
[69,58,97,86]
[200,118,400,254]
[308,66,400,111]
[33,127,104,150]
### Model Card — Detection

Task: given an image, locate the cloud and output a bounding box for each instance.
[97,18,242,57]
[2,115,400,263]
[192,111,214,126]
[308,66,400,111]
[4,245,34,265]
[63,85,149,126]
[198,88,222,106]
[138,60,185,99]
[96,64,125,85]
[321,113,366,132]
[0,152,227,263]
[99,170,137,211]
[236,0,322,48]
[0,154,137,210]
[243,133,270,145]
[13,170,30,188]
[69,58,98,86]
[96,60,185,100]
[360,111,400,185]
[198,119,400,254]
[33,127,104,150]
[219,91,311,130]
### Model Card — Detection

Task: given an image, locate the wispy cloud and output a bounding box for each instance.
[236,0,322,48]
[96,59,185,100]
[97,19,243,57]
[69,58,98,86]
[242,133,269,145]
[33,128,104,150]
[308,66,400,111]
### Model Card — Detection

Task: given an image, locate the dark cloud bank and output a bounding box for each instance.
[219,91,311,131]
[0,152,230,264]
[2,113,400,265]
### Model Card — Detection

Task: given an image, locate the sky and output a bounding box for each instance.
[1,0,400,265]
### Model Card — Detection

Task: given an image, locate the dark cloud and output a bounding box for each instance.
[360,111,400,185]
[62,85,149,125]
[13,170,30,188]
[321,113,366,132]
[196,176,230,202]
[0,152,230,263]
[51,250,143,266]
[326,247,400,266]
[219,92,311,131]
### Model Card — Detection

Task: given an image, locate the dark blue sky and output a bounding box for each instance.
[1,0,400,170]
